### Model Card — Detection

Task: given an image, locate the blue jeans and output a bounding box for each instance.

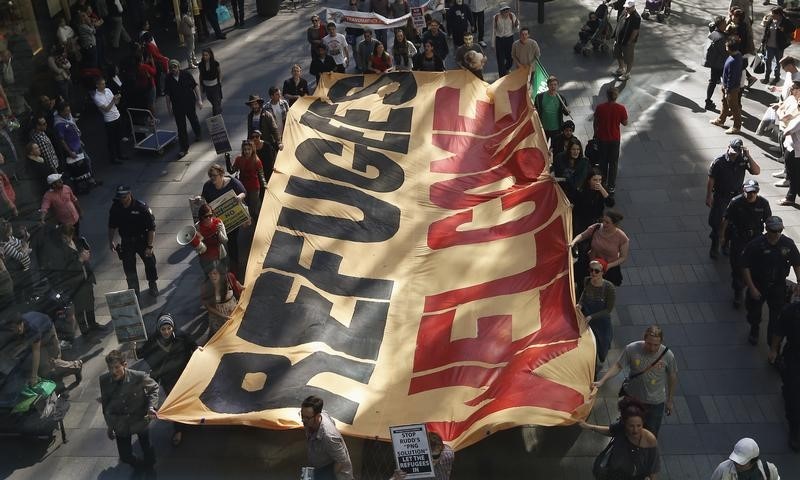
[765,46,784,79]
[643,402,665,437]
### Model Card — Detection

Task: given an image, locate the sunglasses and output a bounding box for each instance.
[590,268,603,273]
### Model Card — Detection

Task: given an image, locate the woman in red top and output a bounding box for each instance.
[230,140,267,222]
[0,152,17,219]
[368,42,394,73]
[191,203,228,273]
[134,53,157,113]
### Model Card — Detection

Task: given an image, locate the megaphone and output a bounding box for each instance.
[177,225,198,246]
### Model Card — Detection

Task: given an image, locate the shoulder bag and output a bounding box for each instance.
[618,346,670,398]
[592,437,616,480]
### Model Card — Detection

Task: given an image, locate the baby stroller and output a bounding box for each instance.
[641,0,671,22]
[574,2,614,55]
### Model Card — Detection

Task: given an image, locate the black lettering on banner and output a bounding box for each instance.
[278,177,401,242]
[238,271,390,359]
[300,109,411,155]
[295,140,405,193]
[326,72,418,106]
[199,351,374,423]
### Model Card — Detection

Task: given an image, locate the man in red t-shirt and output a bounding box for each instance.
[593,87,628,194]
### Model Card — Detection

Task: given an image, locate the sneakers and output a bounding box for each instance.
[773,171,786,178]
[780,198,798,206]
[704,99,717,111]
[775,179,790,187]
[148,281,160,297]
[710,119,725,127]
[725,127,741,134]
[748,325,759,345]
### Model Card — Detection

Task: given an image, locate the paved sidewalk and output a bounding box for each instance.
[4,0,800,478]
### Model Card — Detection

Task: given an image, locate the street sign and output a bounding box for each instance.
[206,114,232,154]
[389,424,435,479]
[106,289,147,344]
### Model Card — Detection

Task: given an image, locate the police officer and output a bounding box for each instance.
[719,179,771,308]
[108,185,159,297]
[770,299,800,451]
[742,216,800,345]
[706,138,760,259]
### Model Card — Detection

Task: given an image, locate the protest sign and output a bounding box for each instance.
[106,289,147,344]
[390,424,434,479]
[206,114,232,154]
[209,189,250,233]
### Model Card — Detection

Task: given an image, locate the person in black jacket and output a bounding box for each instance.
[310,44,337,85]
[413,41,445,72]
[164,59,202,158]
[136,313,197,446]
[572,168,615,236]
[704,16,727,111]
[761,7,796,85]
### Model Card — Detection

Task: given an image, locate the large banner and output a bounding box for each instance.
[158,68,595,450]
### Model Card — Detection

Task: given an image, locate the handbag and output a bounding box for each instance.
[592,437,615,480]
[216,4,232,23]
[618,346,670,398]
[753,47,765,74]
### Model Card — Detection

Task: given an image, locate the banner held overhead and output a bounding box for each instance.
[158,68,595,451]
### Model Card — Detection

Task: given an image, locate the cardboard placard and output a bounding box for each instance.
[390,424,435,479]
[106,289,147,344]
[208,189,250,233]
[411,7,426,30]
[206,114,232,154]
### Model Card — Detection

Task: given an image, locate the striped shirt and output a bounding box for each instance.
[31,130,60,172]
[2,236,31,270]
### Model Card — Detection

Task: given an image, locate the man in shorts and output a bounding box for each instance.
[613,0,641,80]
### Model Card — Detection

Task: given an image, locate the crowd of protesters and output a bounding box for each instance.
[0,0,799,476]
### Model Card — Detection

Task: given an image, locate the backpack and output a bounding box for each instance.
[704,35,727,70]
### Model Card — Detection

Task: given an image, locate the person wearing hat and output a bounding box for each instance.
[40,173,81,235]
[710,438,780,479]
[742,215,800,345]
[135,313,197,446]
[720,179,772,308]
[99,349,160,470]
[245,94,281,158]
[108,185,160,297]
[164,59,203,159]
[706,138,760,260]
[613,0,640,80]
[493,4,518,77]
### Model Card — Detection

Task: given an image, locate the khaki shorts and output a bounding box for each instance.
[613,42,636,68]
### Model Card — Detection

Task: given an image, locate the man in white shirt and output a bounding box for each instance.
[92,77,125,164]
[322,22,350,73]
[268,86,289,134]
[493,4,519,77]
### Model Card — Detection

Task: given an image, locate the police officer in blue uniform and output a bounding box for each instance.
[706,138,760,259]
[742,216,800,345]
[720,179,771,308]
[107,185,159,297]
[770,298,800,452]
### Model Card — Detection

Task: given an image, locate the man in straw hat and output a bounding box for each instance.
[245,94,281,158]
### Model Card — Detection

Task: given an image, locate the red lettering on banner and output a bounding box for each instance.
[432,86,531,135]
[410,270,578,392]
[427,181,556,250]
[430,113,535,174]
